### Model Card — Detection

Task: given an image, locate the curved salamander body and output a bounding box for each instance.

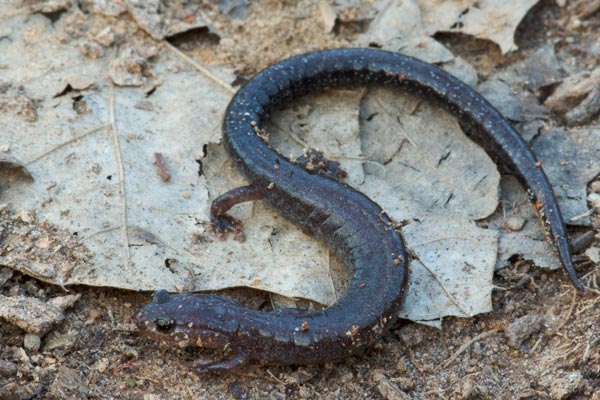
[136,48,584,373]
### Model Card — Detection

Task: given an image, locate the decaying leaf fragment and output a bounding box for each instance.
[544,68,600,126]
[108,46,159,88]
[0,152,33,183]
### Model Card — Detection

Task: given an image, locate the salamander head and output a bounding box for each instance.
[135,290,241,350]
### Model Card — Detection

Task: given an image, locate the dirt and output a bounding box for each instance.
[1,1,599,399]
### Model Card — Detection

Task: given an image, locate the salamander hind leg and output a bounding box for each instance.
[210,184,263,240]
[295,148,348,181]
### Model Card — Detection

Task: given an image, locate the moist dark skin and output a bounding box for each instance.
[135,48,585,374]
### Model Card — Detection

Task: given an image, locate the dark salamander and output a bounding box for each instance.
[136,48,584,373]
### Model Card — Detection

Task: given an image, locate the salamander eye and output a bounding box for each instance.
[155,316,175,333]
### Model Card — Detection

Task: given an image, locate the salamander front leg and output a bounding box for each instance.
[210,184,263,239]
[193,354,248,374]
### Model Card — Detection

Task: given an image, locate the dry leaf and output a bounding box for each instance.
[2,8,592,324]
[362,0,478,85]
[268,86,499,320]
[419,0,540,54]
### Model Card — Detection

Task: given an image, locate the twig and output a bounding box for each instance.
[412,235,478,247]
[568,0,600,19]
[26,123,110,166]
[556,289,578,331]
[569,207,598,222]
[284,121,309,148]
[550,342,583,363]
[439,329,501,370]
[405,346,423,372]
[582,334,594,363]
[163,41,235,95]
[412,254,470,316]
[265,369,287,385]
[78,226,120,242]
[575,295,600,316]
[358,383,379,399]
[108,82,131,265]
[530,334,544,353]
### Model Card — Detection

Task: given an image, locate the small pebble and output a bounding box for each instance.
[24,333,41,351]
[587,193,600,209]
[395,324,425,347]
[504,216,526,231]
[503,314,545,348]
[373,372,410,400]
[65,74,95,91]
[340,372,353,384]
[94,26,115,46]
[455,378,476,398]
[585,247,600,263]
[79,40,104,59]
[318,0,336,33]
[547,371,583,400]
[219,38,235,49]
[0,360,17,377]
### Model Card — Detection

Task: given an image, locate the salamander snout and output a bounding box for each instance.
[136,291,242,349]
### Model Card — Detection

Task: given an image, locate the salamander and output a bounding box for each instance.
[135,48,584,373]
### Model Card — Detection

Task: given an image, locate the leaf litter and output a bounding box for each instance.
[1,1,597,326]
